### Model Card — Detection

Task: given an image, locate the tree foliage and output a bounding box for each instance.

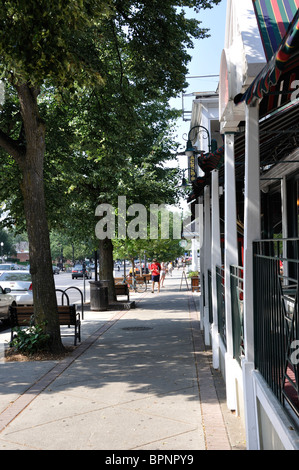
[0,0,112,87]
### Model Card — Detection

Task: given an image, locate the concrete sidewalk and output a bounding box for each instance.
[0,270,246,451]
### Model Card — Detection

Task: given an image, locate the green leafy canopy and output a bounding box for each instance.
[0,0,113,88]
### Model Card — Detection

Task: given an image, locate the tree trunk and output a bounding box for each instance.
[98,238,116,301]
[16,83,64,353]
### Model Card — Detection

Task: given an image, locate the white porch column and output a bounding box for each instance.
[224,133,239,410]
[198,197,205,330]
[191,238,198,271]
[242,102,260,450]
[211,170,222,369]
[203,185,211,346]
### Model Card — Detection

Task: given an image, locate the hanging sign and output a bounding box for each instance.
[188,154,197,182]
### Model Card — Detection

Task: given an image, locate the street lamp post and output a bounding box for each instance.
[181,124,212,187]
[185,125,211,156]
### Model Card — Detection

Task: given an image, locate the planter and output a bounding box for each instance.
[191,276,200,292]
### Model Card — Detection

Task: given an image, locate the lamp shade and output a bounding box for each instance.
[181,176,188,187]
[185,139,195,157]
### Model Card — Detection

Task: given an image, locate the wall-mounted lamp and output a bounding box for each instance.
[181,171,188,187]
[185,125,211,156]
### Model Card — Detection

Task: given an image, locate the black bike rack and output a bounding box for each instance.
[55,286,84,320]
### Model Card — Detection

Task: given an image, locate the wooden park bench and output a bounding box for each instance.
[114,274,148,294]
[9,305,81,346]
[143,273,151,283]
[114,282,130,301]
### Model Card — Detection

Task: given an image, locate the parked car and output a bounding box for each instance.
[0,263,20,271]
[72,264,92,279]
[0,285,15,321]
[52,266,60,274]
[0,271,33,306]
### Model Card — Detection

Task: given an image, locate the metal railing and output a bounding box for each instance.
[253,238,299,423]
[230,265,245,365]
[216,265,226,347]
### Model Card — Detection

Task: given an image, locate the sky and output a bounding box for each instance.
[170,0,227,166]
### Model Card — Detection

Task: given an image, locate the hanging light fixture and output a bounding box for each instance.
[181,175,188,187]
[185,139,196,157]
[185,125,211,156]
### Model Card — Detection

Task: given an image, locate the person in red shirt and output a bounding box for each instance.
[149,258,161,293]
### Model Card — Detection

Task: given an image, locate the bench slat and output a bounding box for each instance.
[9,305,81,345]
[114,283,130,301]
[16,314,33,324]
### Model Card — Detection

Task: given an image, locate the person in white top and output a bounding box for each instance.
[160,262,166,287]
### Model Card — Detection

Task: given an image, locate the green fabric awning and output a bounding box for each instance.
[254,0,299,60]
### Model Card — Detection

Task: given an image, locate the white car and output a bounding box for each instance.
[0,263,19,271]
[0,271,33,307]
[0,286,16,321]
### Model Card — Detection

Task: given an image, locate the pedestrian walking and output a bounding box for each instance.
[160,262,166,287]
[149,258,161,293]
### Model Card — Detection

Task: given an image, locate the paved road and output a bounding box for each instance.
[54,271,90,305]
[54,265,148,305]
[0,267,141,331]
[54,268,132,305]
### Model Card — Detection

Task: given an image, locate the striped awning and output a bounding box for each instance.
[254,0,299,60]
[198,146,224,174]
[235,6,299,106]
[186,146,225,202]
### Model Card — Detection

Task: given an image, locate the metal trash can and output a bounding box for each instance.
[89,281,109,311]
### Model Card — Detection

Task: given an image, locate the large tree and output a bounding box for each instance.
[0,0,221,352]
[0,1,113,352]
[50,90,184,301]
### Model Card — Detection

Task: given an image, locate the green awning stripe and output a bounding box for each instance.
[253,0,299,60]
[235,7,299,106]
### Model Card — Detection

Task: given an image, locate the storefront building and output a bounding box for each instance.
[188,0,299,449]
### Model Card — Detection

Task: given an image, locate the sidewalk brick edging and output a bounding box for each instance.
[188,293,231,451]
